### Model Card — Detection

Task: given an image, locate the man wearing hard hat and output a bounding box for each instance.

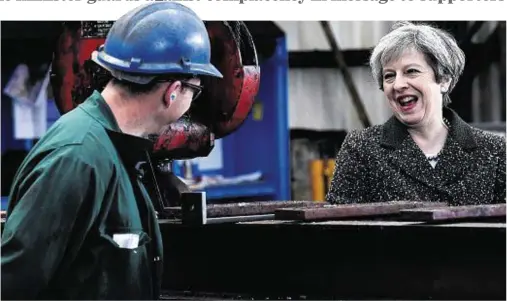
[1,3,225,299]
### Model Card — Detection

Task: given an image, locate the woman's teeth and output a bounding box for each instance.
[398,96,417,106]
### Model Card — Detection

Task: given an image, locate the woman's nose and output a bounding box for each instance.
[393,75,409,91]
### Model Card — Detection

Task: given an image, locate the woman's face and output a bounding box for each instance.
[382,48,449,127]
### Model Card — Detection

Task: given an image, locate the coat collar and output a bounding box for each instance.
[380,107,477,150]
[379,107,476,194]
[78,90,153,168]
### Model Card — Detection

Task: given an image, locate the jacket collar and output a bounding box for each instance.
[78,90,154,168]
[379,107,476,194]
[380,107,478,150]
[78,90,121,132]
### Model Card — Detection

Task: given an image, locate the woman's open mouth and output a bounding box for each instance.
[396,95,418,112]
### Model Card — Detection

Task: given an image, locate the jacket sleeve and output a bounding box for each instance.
[1,145,105,299]
[325,130,369,204]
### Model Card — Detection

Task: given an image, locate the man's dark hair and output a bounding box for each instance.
[110,78,161,95]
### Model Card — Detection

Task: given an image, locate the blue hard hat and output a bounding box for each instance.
[91,2,223,84]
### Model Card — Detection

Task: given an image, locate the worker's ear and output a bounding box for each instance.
[163,81,182,108]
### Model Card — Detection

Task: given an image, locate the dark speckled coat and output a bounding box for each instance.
[326,108,506,206]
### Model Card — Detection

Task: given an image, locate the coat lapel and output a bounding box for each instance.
[433,108,478,186]
[381,116,441,189]
[433,136,472,186]
[386,131,442,190]
[380,108,478,191]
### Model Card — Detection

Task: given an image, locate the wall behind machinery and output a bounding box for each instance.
[470,21,506,123]
[277,21,395,131]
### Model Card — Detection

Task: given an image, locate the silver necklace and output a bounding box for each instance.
[427,154,440,161]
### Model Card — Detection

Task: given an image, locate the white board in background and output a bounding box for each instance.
[175,138,224,172]
[191,138,224,171]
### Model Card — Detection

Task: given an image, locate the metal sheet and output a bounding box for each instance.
[205,214,275,224]
[274,201,448,221]
[167,200,325,218]
[236,220,506,229]
[400,203,507,221]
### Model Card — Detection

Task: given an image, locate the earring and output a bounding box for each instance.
[441,87,447,94]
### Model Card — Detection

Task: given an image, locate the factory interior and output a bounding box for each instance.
[1,20,506,300]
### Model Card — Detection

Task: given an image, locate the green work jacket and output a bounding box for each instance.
[1,91,164,300]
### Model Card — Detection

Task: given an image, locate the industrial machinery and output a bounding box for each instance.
[50,20,261,210]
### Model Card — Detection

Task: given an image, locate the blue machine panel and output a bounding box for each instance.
[1,197,8,211]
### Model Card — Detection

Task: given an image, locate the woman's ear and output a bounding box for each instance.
[440,77,451,94]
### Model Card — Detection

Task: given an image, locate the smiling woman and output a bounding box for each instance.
[325,21,506,206]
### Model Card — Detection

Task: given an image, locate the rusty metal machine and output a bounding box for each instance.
[50,20,261,210]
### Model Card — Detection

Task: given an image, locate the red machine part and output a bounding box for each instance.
[50,21,260,161]
[150,117,214,160]
[194,21,261,138]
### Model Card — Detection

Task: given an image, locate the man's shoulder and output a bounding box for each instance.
[46,107,102,142]
[29,110,116,167]
[21,141,113,177]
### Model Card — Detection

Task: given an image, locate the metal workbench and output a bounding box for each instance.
[158,217,506,300]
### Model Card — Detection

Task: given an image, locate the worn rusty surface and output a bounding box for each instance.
[151,118,215,160]
[235,219,506,229]
[400,203,507,221]
[185,21,260,139]
[274,201,448,221]
[205,214,275,224]
[166,200,326,218]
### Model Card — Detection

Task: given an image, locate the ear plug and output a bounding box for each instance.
[170,93,176,102]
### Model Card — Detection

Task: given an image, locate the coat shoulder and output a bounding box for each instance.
[344,125,384,149]
[469,126,506,155]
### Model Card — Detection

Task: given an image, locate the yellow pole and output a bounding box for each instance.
[324,159,335,190]
[310,159,324,202]
[310,159,336,202]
